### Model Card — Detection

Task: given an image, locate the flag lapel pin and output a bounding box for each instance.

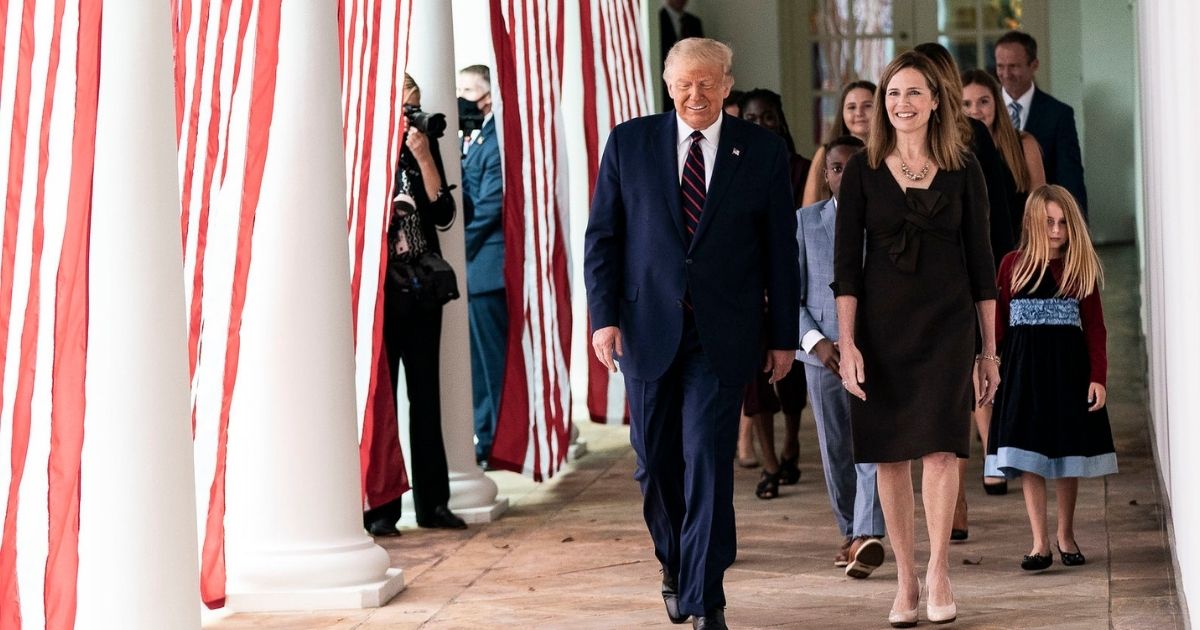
[732,148,741,157]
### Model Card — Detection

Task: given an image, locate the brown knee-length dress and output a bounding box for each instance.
[831,151,997,463]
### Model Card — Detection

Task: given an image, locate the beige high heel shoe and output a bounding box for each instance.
[888,578,921,628]
[927,582,957,624]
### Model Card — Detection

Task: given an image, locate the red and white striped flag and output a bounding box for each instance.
[338,0,414,513]
[176,0,416,606]
[0,1,100,626]
[580,0,649,424]
[173,0,284,609]
[487,0,574,480]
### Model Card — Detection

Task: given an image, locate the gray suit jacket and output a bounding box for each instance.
[796,198,839,369]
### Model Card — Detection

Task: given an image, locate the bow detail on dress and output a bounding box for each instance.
[883,188,955,273]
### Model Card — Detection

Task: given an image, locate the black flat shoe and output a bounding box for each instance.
[778,454,801,485]
[1057,543,1086,566]
[755,469,781,499]
[950,528,968,541]
[417,505,468,530]
[983,477,1008,495]
[1021,552,1053,571]
[365,519,401,537]
[661,570,689,624]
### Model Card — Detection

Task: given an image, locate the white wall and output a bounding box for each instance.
[1136,0,1200,624]
[1047,0,1138,244]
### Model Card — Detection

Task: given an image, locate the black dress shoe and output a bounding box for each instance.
[982,477,1009,495]
[692,607,727,630]
[365,518,401,537]
[661,572,689,624]
[417,505,468,530]
[950,528,968,541]
[1021,552,1053,571]
[1057,543,1086,566]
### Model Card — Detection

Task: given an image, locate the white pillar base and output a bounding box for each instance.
[451,497,510,524]
[226,568,405,612]
[568,438,588,462]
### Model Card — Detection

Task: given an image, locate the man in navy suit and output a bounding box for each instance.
[458,65,507,465]
[795,136,885,579]
[995,30,1089,217]
[585,38,799,630]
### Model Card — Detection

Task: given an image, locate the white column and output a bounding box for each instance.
[404,0,507,522]
[221,2,403,611]
[76,2,200,627]
[1137,1,1200,626]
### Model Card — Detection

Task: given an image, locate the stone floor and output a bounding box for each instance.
[206,245,1184,629]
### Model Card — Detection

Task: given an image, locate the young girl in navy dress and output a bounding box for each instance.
[985,184,1117,572]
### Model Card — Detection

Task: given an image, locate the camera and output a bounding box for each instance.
[404,104,447,139]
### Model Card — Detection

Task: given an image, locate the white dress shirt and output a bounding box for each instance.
[1002,84,1035,131]
[676,114,721,189]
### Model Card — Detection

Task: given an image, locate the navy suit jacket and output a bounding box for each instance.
[462,117,505,295]
[1024,88,1088,216]
[795,198,838,370]
[584,112,800,385]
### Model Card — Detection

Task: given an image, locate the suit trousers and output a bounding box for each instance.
[468,288,508,462]
[805,363,884,538]
[626,313,743,616]
[370,286,451,524]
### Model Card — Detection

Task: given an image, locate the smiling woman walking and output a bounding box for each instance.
[832,51,999,627]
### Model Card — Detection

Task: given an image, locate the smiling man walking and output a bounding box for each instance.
[585,38,800,629]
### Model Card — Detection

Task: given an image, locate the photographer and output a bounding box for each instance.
[364,73,466,536]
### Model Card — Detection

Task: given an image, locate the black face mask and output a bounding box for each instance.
[458,96,485,134]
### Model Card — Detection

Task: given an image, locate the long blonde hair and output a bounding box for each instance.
[1011,185,1104,299]
[867,51,966,171]
[962,69,1032,192]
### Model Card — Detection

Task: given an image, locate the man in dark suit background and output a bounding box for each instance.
[995,30,1089,217]
[585,38,799,630]
[659,0,703,108]
[458,64,507,466]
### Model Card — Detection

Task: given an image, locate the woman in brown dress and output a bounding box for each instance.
[833,51,999,627]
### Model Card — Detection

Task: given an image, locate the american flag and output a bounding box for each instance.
[176,0,414,608]
[338,0,414,514]
[0,1,100,625]
[487,0,573,480]
[580,0,648,425]
[173,0,284,609]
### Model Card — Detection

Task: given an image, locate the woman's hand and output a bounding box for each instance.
[838,341,866,401]
[1087,382,1107,411]
[976,357,1000,407]
[406,127,433,163]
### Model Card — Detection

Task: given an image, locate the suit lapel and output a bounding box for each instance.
[1024,89,1046,135]
[691,114,743,251]
[821,198,836,245]
[658,113,688,246]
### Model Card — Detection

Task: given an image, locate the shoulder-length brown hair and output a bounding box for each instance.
[868,51,966,171]
[825,80,877,143]
[962,69,1032,192]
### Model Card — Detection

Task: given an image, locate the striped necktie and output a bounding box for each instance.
[1009,101,1023,130]
[681,130,706,240]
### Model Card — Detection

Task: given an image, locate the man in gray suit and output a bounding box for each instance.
[796,135,885,578]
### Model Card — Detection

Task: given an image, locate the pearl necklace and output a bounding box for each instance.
[899,158,930,181]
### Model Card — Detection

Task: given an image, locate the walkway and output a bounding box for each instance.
[208,245,1184,629]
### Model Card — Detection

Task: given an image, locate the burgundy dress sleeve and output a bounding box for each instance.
[1079,285,1108,386]
[995,252,1016,349]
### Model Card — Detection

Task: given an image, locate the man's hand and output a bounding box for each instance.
[592,326,623,373]
[812,339,840,375]
[763,349,795,384]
